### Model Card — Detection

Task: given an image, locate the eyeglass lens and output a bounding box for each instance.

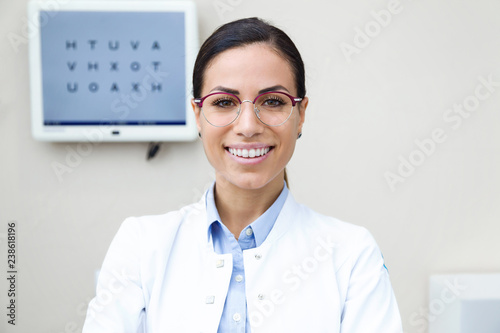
[201,92,295,127]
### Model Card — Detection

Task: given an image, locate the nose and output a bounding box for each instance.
[232,100,264,137]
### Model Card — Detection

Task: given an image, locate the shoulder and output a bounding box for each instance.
[112,199,207,251]
[285,197,382,271]
[121,199,205,231]
[288,196,375,247]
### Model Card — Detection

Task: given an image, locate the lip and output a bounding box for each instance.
[224,143,271,150]
[225,145,274,165]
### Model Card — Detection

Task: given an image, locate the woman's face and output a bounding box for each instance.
[192,43,308,191]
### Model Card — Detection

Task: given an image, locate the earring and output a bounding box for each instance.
[297,133,302,139]
[198,132,202,138]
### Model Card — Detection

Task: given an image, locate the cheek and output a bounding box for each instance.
[277,129,298,157]
[282,116,301,143]
[280,122,301,157]
[200,128,224,160]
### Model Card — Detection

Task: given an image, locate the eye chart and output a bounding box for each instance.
[41,11,185,125]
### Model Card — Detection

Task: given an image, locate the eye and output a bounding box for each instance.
[212,97,237,108]
[262,96,285,107]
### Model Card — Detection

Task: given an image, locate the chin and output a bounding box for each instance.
[219,170,282,191]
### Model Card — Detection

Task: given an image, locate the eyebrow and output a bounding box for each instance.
[209,85,291,95]
[258,85,290,94]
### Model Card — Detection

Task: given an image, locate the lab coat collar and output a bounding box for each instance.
[198,182,300,253]
[205,181,289,247]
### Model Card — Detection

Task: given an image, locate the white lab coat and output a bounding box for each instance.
[83,190,402,333]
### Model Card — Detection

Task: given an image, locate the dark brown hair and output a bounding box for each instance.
[192,17,306,99]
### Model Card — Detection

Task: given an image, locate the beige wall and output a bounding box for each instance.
[1,0,499,332]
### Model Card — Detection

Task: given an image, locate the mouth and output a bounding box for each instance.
[226,146,274,158]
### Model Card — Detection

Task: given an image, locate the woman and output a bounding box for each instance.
[83,17,402,332]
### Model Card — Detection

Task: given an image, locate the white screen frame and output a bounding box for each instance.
[28,0,199,142]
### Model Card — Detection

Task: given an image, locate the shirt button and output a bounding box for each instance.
[245,228,253,236]
[235,274,243,282]
[255,254,262,260]
[233,313,241,322]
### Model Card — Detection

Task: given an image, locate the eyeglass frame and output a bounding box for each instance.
[193,91,303,127]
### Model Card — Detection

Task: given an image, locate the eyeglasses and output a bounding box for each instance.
[194,91,302,127]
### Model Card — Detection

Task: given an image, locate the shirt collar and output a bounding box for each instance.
[206,181,289,246]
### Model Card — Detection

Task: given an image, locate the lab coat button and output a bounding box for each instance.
[233,313,241,322]
[255,254,262,260]
[245,228,253,236]
[235,274,243,282]
[216,259,224,268]
[258,294,264,300]
[205,296,215,304]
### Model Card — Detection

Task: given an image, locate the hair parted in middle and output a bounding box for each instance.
[192,17,306,100]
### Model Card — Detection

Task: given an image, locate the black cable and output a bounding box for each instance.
[146,142,161,160]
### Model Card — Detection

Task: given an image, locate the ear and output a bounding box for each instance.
[296,96,308,135]
[191,98,202,133]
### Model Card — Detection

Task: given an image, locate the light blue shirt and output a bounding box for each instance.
[206,181,289,333]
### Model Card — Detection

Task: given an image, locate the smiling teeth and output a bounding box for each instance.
[228,147,271,158]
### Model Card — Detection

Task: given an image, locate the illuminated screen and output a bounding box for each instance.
[40,11,186,126]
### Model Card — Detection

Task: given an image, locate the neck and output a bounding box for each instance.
[214,174,284,239]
